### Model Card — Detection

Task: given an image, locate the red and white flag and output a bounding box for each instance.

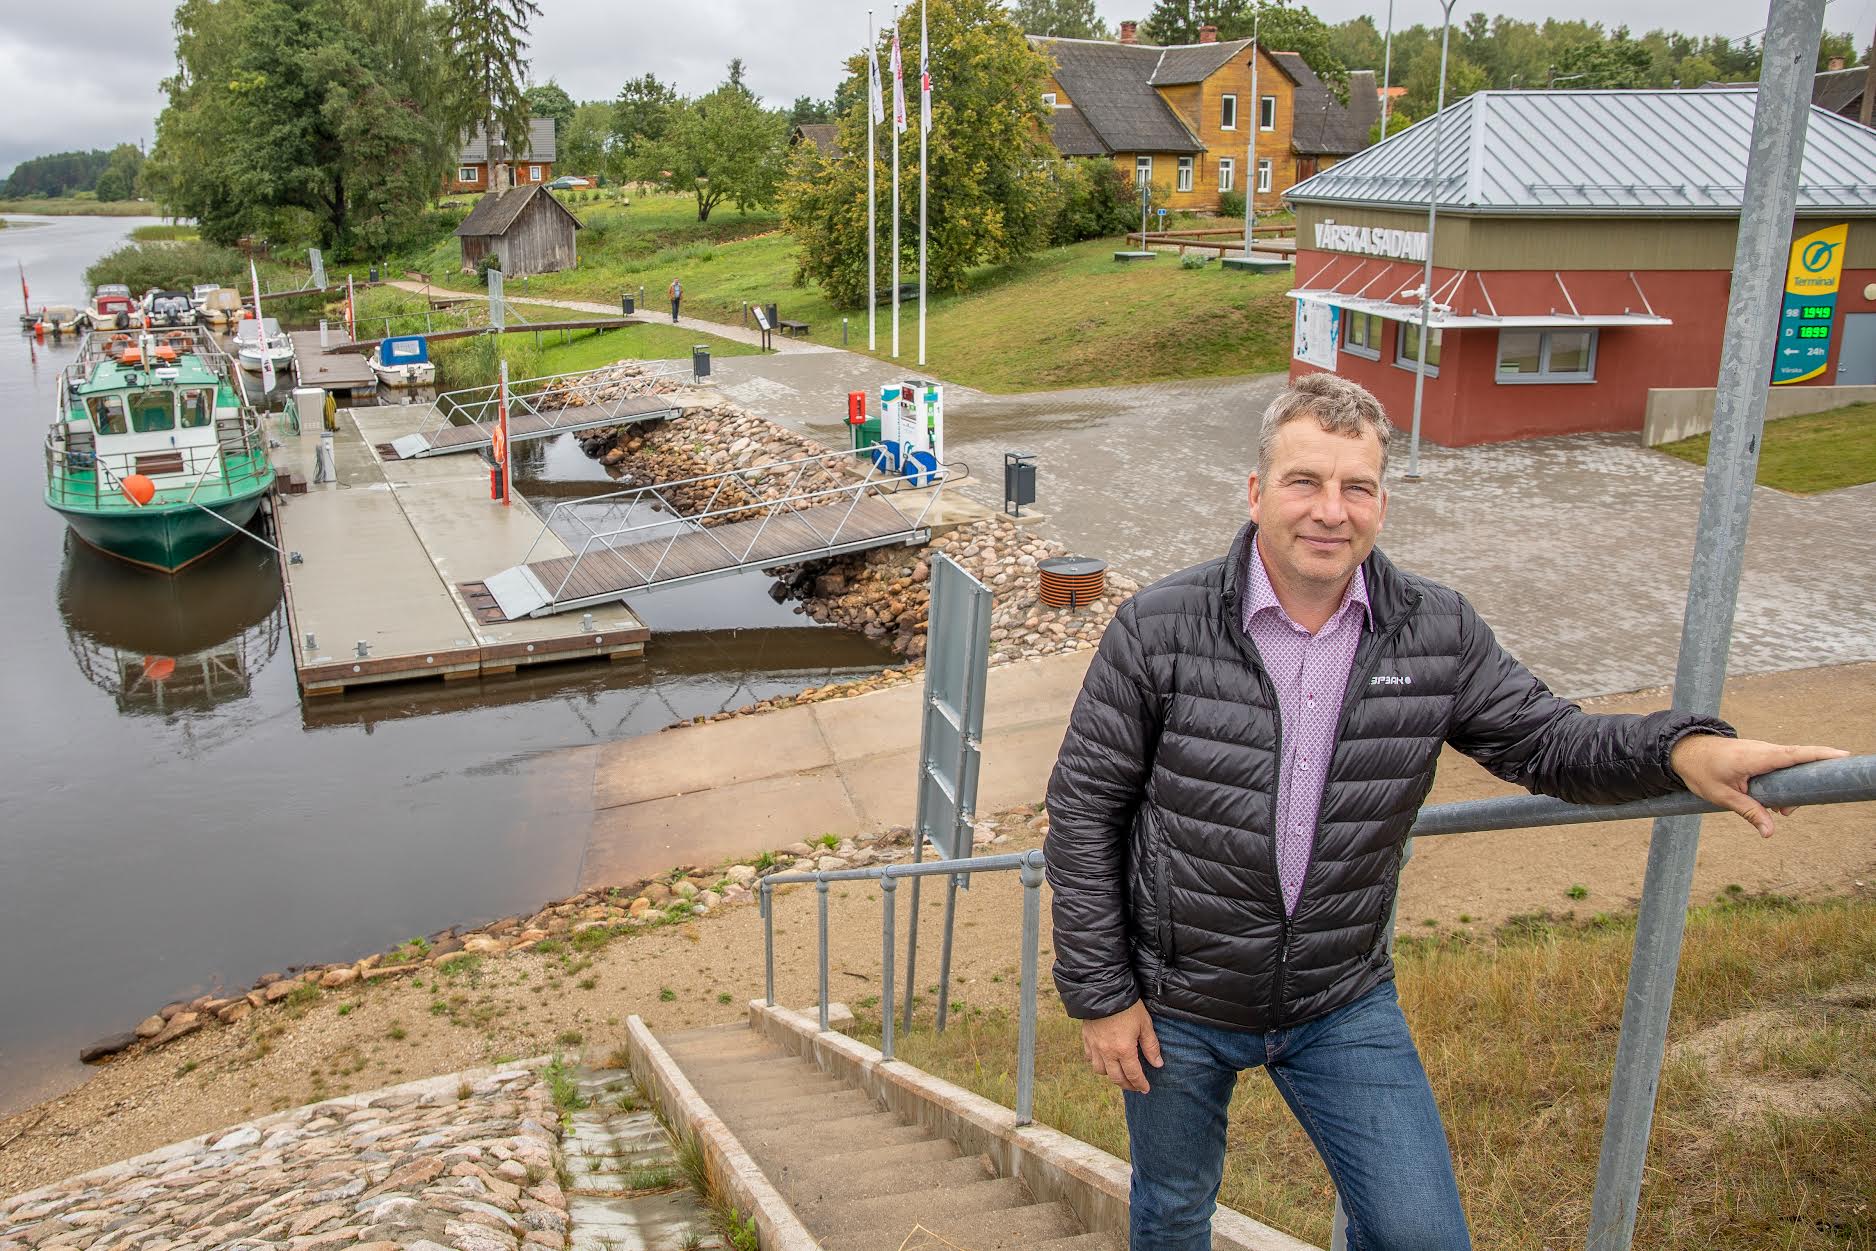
[869,30,886,125]
[920,23,931,134]
[346,274,357,339]
[891,28,907,133]
[18,261,28,312]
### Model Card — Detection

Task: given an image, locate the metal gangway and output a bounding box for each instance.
[388,360,695,459]
[476,447,960,620]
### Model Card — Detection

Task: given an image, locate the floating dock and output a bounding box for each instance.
[290,329,379,395]
[271,402,649,696]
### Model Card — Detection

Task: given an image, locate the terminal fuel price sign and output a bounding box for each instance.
[1774,223,1847,384]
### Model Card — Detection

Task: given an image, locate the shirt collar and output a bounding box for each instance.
[1247,536,1372,634]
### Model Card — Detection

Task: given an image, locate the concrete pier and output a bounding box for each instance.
[271,402,648,696]
[288,328,378,394]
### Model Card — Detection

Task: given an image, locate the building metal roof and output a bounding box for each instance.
[454,184,581,238]
[459,118,557,164]
[1287,88,1876,215]
[1030,36,1203,153]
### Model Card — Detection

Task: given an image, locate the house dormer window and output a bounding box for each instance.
[1221,94,1238,130]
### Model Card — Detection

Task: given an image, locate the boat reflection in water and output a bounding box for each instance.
[58,535,285,717]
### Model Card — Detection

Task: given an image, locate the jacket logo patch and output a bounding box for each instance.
[1370,674,1413,686]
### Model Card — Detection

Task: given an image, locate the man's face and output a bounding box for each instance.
[1247,417,1388,592]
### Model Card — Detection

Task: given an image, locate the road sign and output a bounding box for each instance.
[1772,222,1846,384]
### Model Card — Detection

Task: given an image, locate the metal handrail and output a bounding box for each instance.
[755,753,1876,1138]
[427,359,693,440]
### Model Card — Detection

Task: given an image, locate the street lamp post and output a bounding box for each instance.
[1379,0,1397,137]
[1404,0,1460,481]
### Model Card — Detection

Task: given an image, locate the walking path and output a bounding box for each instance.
[385,280,836,355]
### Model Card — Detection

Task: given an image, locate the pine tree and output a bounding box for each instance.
[1007,0,1109,39]
[443,0,542,191]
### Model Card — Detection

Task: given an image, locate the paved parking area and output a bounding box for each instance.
[711,353,1876,698]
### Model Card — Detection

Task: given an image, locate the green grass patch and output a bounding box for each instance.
[1657,403,1876,493]
[0,198,162,217]
[857,894,1876,1249]
[128,223,199,242]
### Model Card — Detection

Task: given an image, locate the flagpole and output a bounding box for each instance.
[1244,11,1260,253]
[917,0,928,368]
[868,9,878,352]
[891,8,902,359]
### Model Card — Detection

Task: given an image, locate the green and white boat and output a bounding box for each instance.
[44,328,275,572]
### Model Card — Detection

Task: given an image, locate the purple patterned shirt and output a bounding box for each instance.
[1242,538,1371,916]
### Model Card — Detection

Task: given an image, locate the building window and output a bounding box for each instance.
[1042,92,1057,107]
[1260,95,1276,130]
[1396,321,1442,376]
[1496,328,1598,383]
[458,166,478,183]
[1177,157,1194,192]
[1218,157,1235,192]
[1136,155,1153,186]
[1221,93,1238,130]
[1255,159,1272,193]
[529,164,542,182]
[1343,311,1383,360]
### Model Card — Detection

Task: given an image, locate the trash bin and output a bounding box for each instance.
[1004,451,1037,517]
[368,264,379,283]
[852,415,883,452]
[621,293,636,315]
[765,303,779,330]
[691,345,711,380]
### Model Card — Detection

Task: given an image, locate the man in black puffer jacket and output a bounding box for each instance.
[1045,373,1843,1250]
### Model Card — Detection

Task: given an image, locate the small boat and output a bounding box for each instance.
[143,289,198,328]
[368,335,437,387]
[233,316,294,374]
[43,327,276,572]
[85,284,142,330]
[37,304,87,335]
[197,287,244,327]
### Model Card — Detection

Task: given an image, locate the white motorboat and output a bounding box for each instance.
[84,284,142,331]
[233,316,294,374]
[367,335,437,388]
[142,289,198,328]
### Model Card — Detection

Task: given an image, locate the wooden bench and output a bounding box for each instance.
[777,319,811,338]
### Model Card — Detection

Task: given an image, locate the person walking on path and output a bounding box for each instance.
[668,278,682,324]
[1044,372,1845,1250]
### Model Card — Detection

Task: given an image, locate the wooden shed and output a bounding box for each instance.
[454,184,580,277]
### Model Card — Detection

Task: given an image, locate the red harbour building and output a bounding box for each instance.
[1283,89,1876,445]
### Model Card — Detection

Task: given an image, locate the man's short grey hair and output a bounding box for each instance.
[1257,374,1395,480]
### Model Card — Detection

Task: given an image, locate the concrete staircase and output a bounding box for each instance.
[563,1067,724,1251]
[658,1023,1124,1251]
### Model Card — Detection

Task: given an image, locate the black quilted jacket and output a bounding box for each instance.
[1044,522,1732,1032]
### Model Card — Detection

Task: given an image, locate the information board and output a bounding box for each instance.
[1773,223,1847,385]
[1292,299,1341,370]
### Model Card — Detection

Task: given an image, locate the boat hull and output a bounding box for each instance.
[49,489,270,573]
[370,361,437,387]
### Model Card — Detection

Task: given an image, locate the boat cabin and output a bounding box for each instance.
[64,341,238,484]
[377,335,430,366]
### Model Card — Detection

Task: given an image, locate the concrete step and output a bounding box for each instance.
[715,1086,879,1131]
[821,1198,1089,1251]
[1027,1233,1128,1250]
[808,1175,1032,1234]
[692,1069,849,1104]
[771,1147,987,1203]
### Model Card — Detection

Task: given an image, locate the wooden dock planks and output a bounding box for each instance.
[290,329,379,392]
[522,494,918,607]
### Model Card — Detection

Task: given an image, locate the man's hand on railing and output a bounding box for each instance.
[1082,1000,1163,1093]
[1670,737,1850,838]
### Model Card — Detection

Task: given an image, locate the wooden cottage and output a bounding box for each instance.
[454,184,581,277]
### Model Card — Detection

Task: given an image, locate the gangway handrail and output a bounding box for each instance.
[426,359,694,442]
[757,752,1876,1218]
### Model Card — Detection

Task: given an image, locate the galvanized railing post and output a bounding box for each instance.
[935,872,961,1032]
[1017,852,1044,1126]
[817,878,831,1033]
[761,881,775,1007]
[880,872,899,1061]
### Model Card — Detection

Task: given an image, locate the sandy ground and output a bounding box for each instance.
[2,662,1870,1199]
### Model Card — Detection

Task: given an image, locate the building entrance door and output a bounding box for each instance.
[1837,313,1876,385]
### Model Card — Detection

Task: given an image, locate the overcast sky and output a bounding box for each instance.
[5,0,1873,178]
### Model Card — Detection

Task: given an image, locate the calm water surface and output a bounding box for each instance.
[0,215,894,1112]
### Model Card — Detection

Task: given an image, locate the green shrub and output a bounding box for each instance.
[1217,190,1247,221]
[1180,252,1211,270]
[85,240,246,293]
[475,253,502,286]
[1049,158,1137,245]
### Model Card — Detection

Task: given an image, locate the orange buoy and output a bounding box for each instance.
[142,656,177,682]
[121,474,156,505]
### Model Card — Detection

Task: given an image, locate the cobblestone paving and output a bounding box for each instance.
[711,353,1876,698]
[0,1063,568,1251]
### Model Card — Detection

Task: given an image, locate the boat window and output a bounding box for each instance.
[130,391,176,433]
[179,389,212,428]
[89,395,128,435]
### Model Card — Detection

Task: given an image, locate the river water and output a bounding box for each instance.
[0,215,896,1113]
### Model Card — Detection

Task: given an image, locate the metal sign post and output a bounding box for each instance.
[308,248,326,290]
[488,267,505,330]
[901,554,993,1035]
[1584,2,1827,1247]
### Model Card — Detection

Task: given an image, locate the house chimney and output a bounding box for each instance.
[1828,55,1846,71]
[1199,24,1219,43]
[1119,20,1137,44]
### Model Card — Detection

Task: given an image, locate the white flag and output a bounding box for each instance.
[869,34,886,125]
[920,25,931,134]
[891,29,907,133]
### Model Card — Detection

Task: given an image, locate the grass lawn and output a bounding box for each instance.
[398,191,1295,393]
[1657,403,1876,493]
[855,893,1876,1249]
[128,223,199,242]
[0,198,165,217]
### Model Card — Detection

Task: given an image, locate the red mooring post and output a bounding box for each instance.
[497,358,512,506]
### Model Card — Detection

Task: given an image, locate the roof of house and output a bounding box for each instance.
[792,123,843,158]
[1812,65,1869,116]
[454,184,581,238]
[1282,61,1380,156]
[459,118,557,164]
[1045,105,1107,156]
[1149,37,1255,86]
[1029,36,1204,154]
[1286,88,1876,215]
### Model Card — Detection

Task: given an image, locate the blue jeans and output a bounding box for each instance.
[1124,982,1469,1250]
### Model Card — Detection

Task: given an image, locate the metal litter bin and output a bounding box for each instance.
[621,293,636,315]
